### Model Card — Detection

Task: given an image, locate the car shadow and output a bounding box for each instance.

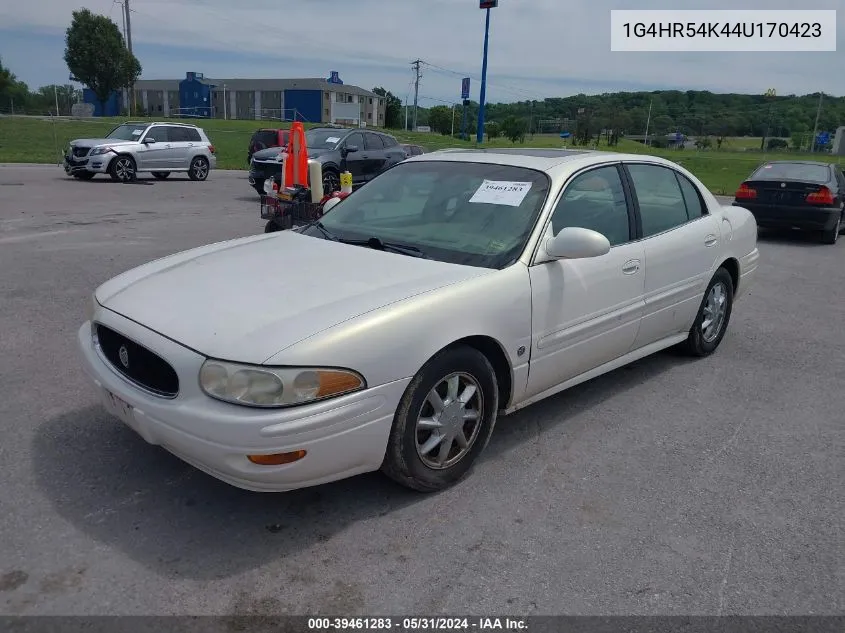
[756,227,832,247]
[32,349,685,580]
[63,177,155,186]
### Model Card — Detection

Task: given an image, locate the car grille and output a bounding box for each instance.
[72,146,89,158]
[95,324,180,397]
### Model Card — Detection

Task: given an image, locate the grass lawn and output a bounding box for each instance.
[1,116,841,195]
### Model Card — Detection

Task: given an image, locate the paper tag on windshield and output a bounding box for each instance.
[469,180,532,207]
[325,137,340,144]
[132,129,143,135]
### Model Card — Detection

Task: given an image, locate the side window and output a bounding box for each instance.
[363,133,384,150]
[675,172,705,218]
[627,164,690,237]
[835,168,845,194]
[344,132,364,150]
[146,127,169,143]
[550,165,630,246]
[169,127,189,142]
[383,136,398,148]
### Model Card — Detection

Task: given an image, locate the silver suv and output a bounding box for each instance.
[64,121,217,182]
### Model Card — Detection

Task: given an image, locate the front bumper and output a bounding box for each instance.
[734,202,841,231]
[64,153,111,175]
[76,308,409,492]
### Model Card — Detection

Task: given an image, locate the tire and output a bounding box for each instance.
[821,215,841,244]
[188,156,210,181]
[322,168,340,194]
[73,172,96,180]
[264,219,284,233]
[381,345,499,492]
[151,171,171,180]
[681,267,734,357]
[108,155,136,183]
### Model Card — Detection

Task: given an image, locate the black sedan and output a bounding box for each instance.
[733,161,845,244]
[248,127,407,196]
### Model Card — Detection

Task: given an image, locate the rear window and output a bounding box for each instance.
[251,130,278,149]
[751,163,830,183]
[382,135,398,147]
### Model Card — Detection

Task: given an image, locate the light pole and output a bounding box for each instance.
[476,0,498,144]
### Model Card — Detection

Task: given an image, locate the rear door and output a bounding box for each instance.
[363,132,387,178]
[624,162,722,349]
[167,126,194,169]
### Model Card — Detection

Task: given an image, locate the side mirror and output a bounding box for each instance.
[342,145,359,156]
[143,137,156,144]
[545,227,610,259]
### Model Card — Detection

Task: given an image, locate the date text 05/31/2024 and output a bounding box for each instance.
[307,617,528,631]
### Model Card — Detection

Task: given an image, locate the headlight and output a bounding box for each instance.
[199,360,365,408]
[90,146,111,155]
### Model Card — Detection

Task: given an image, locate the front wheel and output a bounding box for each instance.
[108,155,136,183]
[151,171,170,180]
[681,267,734,357]
[188,156,210,181]
[322,169,340,194]
[381,345,499,492]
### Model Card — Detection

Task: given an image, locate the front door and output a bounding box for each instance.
[363,132,387,180]
[623,163,723,349]
[137,126,173,170]
[341,132,367,185]
[526,164,646,400]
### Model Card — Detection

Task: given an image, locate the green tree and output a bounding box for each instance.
[372,86,402,129]
[64,9,141,111]
[485,121,501,139]
[501,116,527,144]
[0,58,31,112]
[427,105,453,135]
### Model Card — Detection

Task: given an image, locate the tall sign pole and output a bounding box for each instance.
[460,77,471,140]
[476,0,497,144]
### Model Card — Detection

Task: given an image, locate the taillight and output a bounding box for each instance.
[805,186,834,205]
[208,145,215,154]
[735,183,757,200]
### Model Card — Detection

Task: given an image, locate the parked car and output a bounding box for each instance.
[401,143,425,158]
[248,127,406,196]
[64,122,216,182]
[733,160,845,244]
[78,148,758,493]
[248,128,289,165]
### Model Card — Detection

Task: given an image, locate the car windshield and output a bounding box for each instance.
[306,129,346,149]
[752,163,830,183]
[106,124,147,141]
[302,160,551,269]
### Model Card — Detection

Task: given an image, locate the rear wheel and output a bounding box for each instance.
[108,155,136,183]
[151,171,170,180]
[681,268,734,357]
[381,345,499,492]
[821,215,841,244]
[322,168,340,194]
[188,156,210,181]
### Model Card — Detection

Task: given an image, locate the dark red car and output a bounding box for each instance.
[247,128,289,164]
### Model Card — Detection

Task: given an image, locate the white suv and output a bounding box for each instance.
[64,121,217,182]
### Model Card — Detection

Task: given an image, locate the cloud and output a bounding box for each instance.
[1,0,843,103]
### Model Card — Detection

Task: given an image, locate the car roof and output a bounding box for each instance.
[754,160,833,168]
[146,121,200,129]
[405,148,693,175]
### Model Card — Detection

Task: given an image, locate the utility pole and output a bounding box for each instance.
[124,0,135,116]
[761,88,776,151]
[411,60,422,132]
[643,98,653,146]
[476,3,495,145]
[811,92,823,153]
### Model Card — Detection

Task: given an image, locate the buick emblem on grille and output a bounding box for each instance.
[118,345,129,369]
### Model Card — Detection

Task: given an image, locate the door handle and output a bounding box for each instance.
[164,144,172,148]
[622,259,640,275]
[704,234,719,247]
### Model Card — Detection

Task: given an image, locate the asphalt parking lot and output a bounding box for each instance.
[0,163,842,616]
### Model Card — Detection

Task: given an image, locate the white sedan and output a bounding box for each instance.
[77,148,759,493]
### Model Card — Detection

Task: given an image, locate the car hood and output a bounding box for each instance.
[95,231,492,364]
[71,138,135,149]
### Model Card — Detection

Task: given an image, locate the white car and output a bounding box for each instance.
[77,148,759,493]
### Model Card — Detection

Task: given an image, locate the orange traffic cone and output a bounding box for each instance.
[284,121,310,188]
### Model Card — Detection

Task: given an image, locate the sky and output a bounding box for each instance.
[0,0,843,106]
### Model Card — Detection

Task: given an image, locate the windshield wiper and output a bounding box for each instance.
[339,236,430,259]
[307,221,339,241]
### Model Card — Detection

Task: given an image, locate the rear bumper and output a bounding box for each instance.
[734,202,841,231]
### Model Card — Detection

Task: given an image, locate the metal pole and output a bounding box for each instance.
[451,103,455,136]
[54,85,60,116]
[811,92,823,152]
[411,60,422,131]
[476,7,491,144]
[223,84,227,120]
[643,98,653,146]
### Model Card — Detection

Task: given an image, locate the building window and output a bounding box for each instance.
[367,112,372,120]
[325,108,330,115]
[369,98,373,104]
